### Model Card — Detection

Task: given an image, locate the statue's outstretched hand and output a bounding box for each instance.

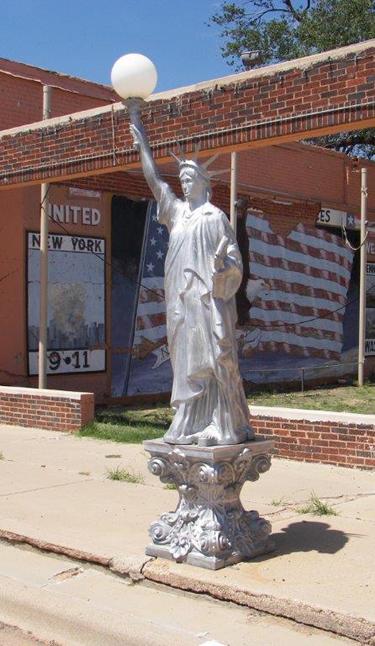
[129,123,143,152]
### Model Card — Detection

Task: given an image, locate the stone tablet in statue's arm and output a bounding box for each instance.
[212,210,243,301]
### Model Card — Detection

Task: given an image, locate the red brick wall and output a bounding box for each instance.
[69,143,375,222]
[251,409,375,470]
[0,41,374,188]
[0,386,94,432]
[213,144,375,216]
[0,184,111,402]
[0,58,116,130]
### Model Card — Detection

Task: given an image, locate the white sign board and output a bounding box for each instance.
[27,232,106,375]
[28,349,105,374]
[316,208,359,230]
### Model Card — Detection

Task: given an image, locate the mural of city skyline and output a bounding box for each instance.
[28,321,105,351]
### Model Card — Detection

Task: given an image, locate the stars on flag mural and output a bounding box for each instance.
[127,205,171,395]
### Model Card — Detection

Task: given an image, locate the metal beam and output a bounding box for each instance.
[38,85,52,389]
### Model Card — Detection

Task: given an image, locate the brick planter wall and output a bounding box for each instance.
[0,388,373,467]
[250,406,375,470]
[0,386,94,432]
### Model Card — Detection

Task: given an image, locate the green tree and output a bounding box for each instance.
[209,0,375,157]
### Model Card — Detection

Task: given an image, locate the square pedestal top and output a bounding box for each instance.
[143,437,274,461]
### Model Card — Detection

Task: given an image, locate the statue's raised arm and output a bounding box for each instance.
[128,109,167,203]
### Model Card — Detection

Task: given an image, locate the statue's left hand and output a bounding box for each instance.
[212,259,237,300]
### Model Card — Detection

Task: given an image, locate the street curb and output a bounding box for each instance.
[1,528,374,645]
[142,561,375,645]
[0,529,111,568]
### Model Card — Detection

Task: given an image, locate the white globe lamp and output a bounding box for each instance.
[111,53,158,100]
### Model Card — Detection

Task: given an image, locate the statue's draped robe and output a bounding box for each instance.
[158,185,252,445]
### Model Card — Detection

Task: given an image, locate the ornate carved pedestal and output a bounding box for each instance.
[144,439,274,570]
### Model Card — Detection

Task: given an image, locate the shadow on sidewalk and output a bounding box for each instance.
[261,520,354,558]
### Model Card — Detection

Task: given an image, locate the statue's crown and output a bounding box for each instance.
[170,150,227,182]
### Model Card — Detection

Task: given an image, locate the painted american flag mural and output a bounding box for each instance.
[126,208,355,395]
[244,213,354,361]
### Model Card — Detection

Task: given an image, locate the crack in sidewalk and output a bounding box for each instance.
[0,479,96,498]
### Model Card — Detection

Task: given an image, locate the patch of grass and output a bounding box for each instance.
[0,451,4,460]
[96,405,172,428]
[106,466,144,484]
[248,384,375,414]
[164,483,178,490]
[271,497,285,506]
[80,404,172,445]
[297,493,337,516]
[80,421,163,444]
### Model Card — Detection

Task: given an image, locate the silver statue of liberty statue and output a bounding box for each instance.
[129,108,253,446]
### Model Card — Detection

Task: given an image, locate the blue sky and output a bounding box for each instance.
[1,1,234,91]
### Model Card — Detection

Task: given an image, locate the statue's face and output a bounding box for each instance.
[180,168,207,201]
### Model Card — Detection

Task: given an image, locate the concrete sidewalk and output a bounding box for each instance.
[0,424,374,643]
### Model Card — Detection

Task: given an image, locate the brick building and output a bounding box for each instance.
[0,49,375,404]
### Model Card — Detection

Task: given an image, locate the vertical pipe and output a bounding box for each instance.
[230,151,237,237]
[358,167,368,387]
[38,86,52,389]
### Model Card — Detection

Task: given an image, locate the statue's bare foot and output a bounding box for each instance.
[197,424,221,447]
[163,434,194,445]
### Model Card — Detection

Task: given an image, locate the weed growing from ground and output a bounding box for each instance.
[164,483,177,490]
[271,497,285,506]
[0,452,4,460]
[297,492,337,516]
[106,466,144,484]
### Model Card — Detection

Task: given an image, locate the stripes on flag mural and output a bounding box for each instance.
[126,207,355,395]
[243,213,354,361]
